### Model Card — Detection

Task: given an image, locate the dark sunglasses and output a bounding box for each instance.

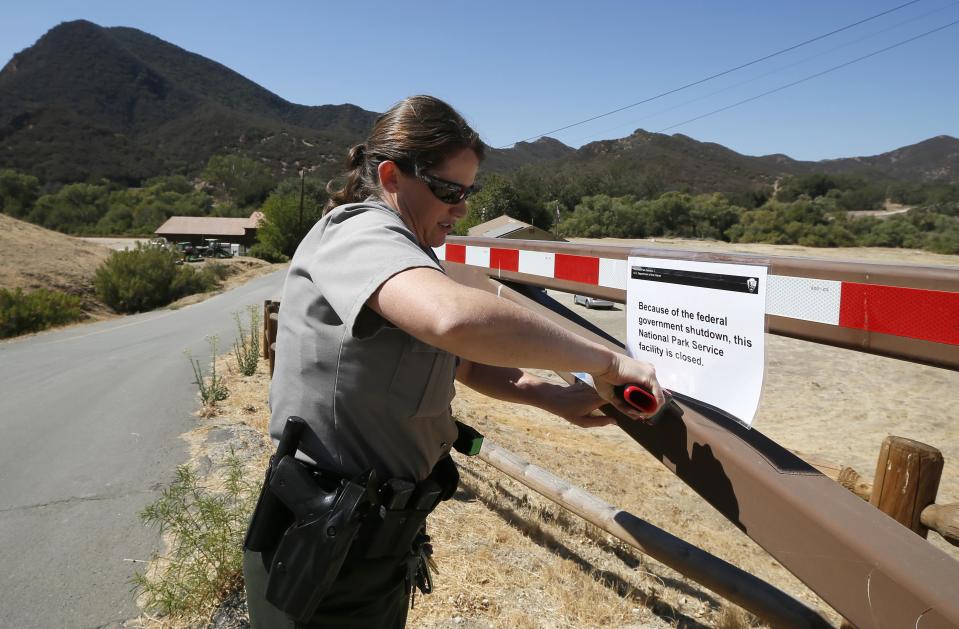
[414,171,480,204]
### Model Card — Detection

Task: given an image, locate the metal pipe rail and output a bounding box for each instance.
[445,263,959,629]
[436,236,959,370]
[477,439,832,628]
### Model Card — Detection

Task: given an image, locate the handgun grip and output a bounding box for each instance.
[269,456,338,523]
[275,416,306,462]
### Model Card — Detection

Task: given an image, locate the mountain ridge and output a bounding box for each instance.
[1,20,956,189]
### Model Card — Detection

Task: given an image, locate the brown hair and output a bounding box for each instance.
[325,95,485,212]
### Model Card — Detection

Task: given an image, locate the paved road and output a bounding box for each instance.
[0,270,285,629]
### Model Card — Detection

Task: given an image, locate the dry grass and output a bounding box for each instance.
[398,384,793,629]
[572,236,959,268]
[163,322,956,627]
[0,213,113,317]
[175,352,802,628]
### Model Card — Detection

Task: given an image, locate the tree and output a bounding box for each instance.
[459,173,554,233]
[553,194,647,239]
[255,176,326,257]
[689,193,742,240]
[0,169,41,218]
[775,173,840,202]
[466,174,520,224]
[28,183,110,233]
[202,154,275,208]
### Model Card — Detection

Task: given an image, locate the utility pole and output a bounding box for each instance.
[298,168,305,238]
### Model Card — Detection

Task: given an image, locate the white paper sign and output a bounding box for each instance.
[626,257,767,425]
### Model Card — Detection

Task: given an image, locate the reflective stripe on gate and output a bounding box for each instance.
[435,244,959,346]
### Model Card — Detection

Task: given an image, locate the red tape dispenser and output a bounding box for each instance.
[613,384,679,426]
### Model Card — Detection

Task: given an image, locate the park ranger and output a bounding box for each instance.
[243,95,663,628]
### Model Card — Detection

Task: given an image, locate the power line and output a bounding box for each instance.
[564,0,959,146]
[501,0,922,148]
[657,17,959,133]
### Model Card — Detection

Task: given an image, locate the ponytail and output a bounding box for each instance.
[324,143,372,212]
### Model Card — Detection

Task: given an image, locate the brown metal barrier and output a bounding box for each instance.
[445,263,959,629]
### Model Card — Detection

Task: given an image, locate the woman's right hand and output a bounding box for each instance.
[590,353,665,422]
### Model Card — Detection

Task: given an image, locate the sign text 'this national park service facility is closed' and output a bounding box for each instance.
[626,257,768,426]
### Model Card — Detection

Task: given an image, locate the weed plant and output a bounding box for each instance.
[133,451,256,621]
[0,287,84,338]
[188,336,228,407]
[233,305,260,376]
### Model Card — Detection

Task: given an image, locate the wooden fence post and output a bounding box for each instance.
[263,300,279,361]
[870,436,944,538]
[263,300,272,360]
[268,311,278,378]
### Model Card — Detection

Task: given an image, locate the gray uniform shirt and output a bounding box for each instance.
[269,200,459,482]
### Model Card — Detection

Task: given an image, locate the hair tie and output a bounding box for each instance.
[349,143,366,169]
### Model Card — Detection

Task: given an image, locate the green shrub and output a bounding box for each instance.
[199,261,231,284]
[0,288,85,338]
[133,452,256,621]
[233,305,261,377]
[93,244,220,313]
[248,242,288,263]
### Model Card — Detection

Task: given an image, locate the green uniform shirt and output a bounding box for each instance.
[269,201,458,482]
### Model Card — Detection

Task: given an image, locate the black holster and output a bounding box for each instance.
[243,417,304,556]
[264,456,371,622]
[243,417,464,621]
[243,417,375,623]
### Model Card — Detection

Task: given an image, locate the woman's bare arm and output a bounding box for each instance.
[368,266,662,418]
[455,360,614,428]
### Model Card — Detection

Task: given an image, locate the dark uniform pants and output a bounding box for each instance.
[243,543,411,629]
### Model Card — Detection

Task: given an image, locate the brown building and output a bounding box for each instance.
[154,211,264,253]
[466,214,561,241]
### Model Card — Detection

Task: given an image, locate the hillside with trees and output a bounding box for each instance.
[458,171,959,254]
[0,20,377,185]
[1,20,958,258]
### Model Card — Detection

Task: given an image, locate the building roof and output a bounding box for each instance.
[154,211,264,237]
[467,215,532,238]
[467,214,559,240]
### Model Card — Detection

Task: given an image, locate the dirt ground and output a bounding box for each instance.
[78,236,151,250]
[0,213,114,316]
[151,239,959,628]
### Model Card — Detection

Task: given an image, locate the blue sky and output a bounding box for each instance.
[2,0,957,161]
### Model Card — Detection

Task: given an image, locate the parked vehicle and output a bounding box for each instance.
[175,242,204,263]
[203,238,234,259]
[573,294,615,309]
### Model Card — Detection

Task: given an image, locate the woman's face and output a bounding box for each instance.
[391,147,480,248]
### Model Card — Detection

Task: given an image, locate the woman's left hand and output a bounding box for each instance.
[543,380,615,428]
